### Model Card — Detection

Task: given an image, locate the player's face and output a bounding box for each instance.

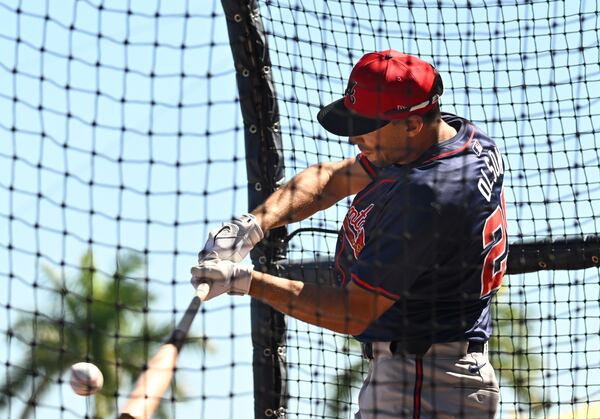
[349,119,421,167]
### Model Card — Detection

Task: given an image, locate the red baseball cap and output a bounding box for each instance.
[317,50,443,136]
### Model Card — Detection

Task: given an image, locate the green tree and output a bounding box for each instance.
[326,294,550,418]
[1,250,209,418]
[326,336,368,418]
[489,296,550,417]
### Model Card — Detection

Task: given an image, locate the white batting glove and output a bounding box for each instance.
[190,259,254,301]
[199,214,263,263]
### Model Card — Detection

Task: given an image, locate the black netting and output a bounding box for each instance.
[2,0,600,418]
[259,0,600,417]
[1,1,252,418]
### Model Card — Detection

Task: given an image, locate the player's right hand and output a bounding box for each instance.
[198,214,263,263]
[190,259,253,301]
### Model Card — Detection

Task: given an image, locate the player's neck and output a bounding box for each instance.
[415,121,457,149]
[435,120,458,144]
[405,121,458,164]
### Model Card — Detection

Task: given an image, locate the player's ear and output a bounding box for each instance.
[404,115,424,137]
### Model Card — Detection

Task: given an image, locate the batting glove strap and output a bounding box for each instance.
[227,263,254,296]
[199,214,264,263]
[190,260,253,301]
[235,214,264,246]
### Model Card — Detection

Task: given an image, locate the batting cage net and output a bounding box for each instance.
[1,0,599,418]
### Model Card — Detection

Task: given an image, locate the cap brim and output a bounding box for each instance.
[317,98,390,137]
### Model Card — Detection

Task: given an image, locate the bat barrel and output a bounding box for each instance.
[119,292,206,418]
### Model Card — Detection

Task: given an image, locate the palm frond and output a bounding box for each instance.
[490,299,550,417]
[326,358,366,418]
[0,363,30,410]
[41,264,83,320]
[78,248,98,295]
[115,252,145,279]
[18,375,53,419]
[1,250,215,418]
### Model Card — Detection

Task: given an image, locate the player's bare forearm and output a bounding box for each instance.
[249,270,394,335]
[249,271,364,334]
[251,158,371,232]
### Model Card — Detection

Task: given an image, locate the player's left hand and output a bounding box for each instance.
[198,214,263,263]
[190,259,253,301]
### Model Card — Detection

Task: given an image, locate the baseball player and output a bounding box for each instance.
[192,50,507,418]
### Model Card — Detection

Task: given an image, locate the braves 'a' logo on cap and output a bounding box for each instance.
[345,80,357,104]
[343,203,374,258]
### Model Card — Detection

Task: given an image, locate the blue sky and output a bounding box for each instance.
[1,0,599,418]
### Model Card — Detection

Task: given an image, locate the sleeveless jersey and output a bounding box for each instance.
[335,113,508,344]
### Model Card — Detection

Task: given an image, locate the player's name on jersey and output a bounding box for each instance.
[477,146,504,202]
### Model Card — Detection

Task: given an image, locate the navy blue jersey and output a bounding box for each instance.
[335,113,508,344]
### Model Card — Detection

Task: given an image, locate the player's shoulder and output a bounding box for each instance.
[370,114,501,203]
[443,112,497,149]
[375,166,437,210]
[413,113,498,168]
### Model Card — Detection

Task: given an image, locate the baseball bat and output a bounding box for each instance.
[119,283,209,419]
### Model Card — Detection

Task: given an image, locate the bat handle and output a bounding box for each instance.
[194,281,210,301]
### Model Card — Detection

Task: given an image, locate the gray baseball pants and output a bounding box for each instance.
[355,341,500,418]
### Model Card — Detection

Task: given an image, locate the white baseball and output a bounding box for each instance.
[69,362,104,396]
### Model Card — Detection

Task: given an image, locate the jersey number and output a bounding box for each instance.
[480,189,508,297]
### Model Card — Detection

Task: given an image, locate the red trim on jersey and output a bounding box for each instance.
[357,153,378,179]
[350,273,400,300]
[421,125,476,164]
[353,179,396,205]
[336,239,347,286]
[413,355,423,419]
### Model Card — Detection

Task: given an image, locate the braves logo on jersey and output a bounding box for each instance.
[343,203,374,258]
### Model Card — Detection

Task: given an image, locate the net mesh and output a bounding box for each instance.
[1,0,599,418]
[0,1,252,418]
[261,0,600,417]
